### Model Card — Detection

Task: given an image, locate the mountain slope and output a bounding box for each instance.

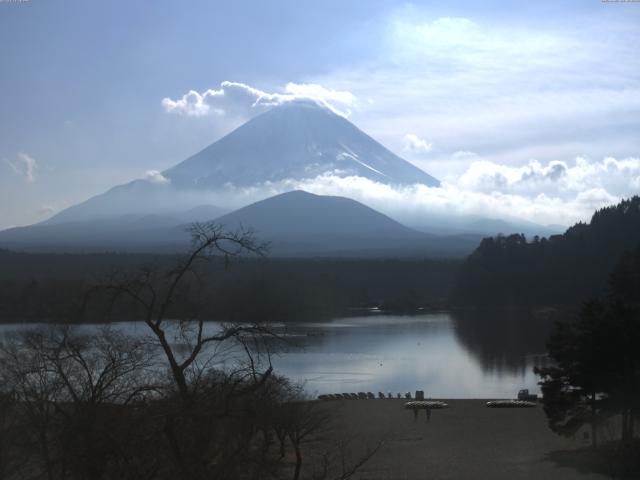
[214,190,420,239]
[165,100,439,189]
[45,101,438,225]
[211,190,478,257]
[0,205,226,251]
[0,191,479,257]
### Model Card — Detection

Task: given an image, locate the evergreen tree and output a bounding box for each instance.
[536,248,640,447]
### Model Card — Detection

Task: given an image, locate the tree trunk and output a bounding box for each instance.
[591,392,598,449]
[293,443,302,480]
[276,430,286,459]
[163,414,197,480]
[621,409,633,445]
[150,323,190,403]
[39,429,55,480]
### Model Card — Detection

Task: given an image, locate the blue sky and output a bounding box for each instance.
[1,0,639,228]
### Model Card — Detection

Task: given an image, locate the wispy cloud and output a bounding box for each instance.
[5,152,37,182]
[403,134,432,154]
[144,170,170,184]
[162,81,356,118]
[310,8,640,177]
[457,156,640,200]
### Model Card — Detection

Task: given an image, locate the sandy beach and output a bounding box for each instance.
[324,399,612,480]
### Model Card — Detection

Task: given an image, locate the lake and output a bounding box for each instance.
[0,311,552,399]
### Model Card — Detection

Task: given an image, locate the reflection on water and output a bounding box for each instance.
[451,309,555,375]
[271,311,552,398]
[0,311,553,399]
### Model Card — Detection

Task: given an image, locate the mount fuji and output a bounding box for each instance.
[165,100,439,189]
[46,101,439,224]
[0,100,556,254]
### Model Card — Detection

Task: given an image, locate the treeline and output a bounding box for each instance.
[0,250,460,323]
[455,196,640,306]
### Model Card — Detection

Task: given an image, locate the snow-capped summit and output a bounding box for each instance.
[164,100,439,188]
[43,101,438,225]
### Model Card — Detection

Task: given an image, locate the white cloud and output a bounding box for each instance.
[194,154,638,229]
[457,156,640,201]
[287,175,582,227]
[161,90,224,117]
[162,81,356,118]
[213,173,616,228]
[309,8,640,172]
[144,170,170,184]
[5,152,37,182]
[403,134,432,154]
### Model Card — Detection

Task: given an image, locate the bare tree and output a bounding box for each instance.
[87,222,270,403]
[79,223,287,479]
[0,385,23,480]
[0,326,160,480]
[0,223,384,480]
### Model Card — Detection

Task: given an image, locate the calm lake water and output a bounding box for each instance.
[0,311,551,399]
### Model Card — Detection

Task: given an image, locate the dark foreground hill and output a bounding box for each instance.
[214,191,479,257]
[0,191,480,258]
[455,196,640,306]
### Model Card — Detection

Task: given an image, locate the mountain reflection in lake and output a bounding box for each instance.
[0,312,552,399]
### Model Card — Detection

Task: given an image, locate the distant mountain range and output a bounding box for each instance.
[0,100,558,256]
[403,213,561,238]
[0,191,481,257]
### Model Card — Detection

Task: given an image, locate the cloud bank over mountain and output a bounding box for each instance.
[158,80,638,228]
[304,155,639,227]
[167,154,633,229]
[206,165,624,229]
[162,81,356,118]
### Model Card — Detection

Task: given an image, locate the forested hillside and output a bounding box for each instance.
[455,196,640,306]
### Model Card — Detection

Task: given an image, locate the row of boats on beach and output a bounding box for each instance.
[318,391,412,401]
[317,391,538,408]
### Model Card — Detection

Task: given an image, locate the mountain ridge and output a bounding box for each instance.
[45,101,439,225]
[0,190,480,258]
